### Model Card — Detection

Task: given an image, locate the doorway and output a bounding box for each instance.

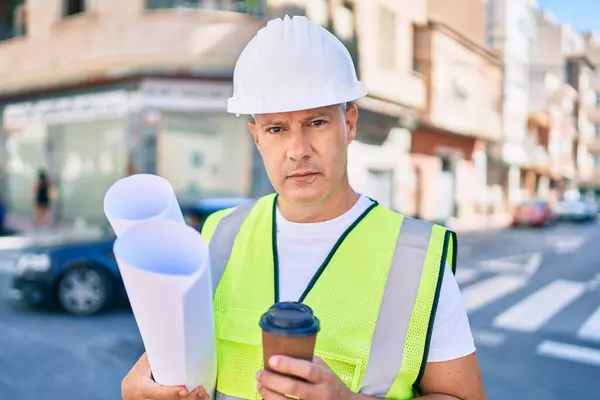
[366,168,394,209]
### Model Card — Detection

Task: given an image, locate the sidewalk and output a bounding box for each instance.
[0,214,106,252]
[445,213,512,234]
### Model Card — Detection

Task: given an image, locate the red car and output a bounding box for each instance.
[511,200,554,228]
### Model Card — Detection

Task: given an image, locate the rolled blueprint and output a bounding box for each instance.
[113,218,216,393]
[103,173,184,237]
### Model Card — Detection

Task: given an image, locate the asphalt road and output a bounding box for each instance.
[457,221,600,400]
[0,221,599,400]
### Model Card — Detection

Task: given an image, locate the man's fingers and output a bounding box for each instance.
[268,356,325,382]
[257,383,291,400]
[137,377,195,399]
[185,386,208,400]
[257,370,314,399]
[312,357,329,368]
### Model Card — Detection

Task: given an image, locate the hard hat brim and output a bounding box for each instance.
[227,84,367,116]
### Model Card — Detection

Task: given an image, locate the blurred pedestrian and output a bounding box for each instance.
[121,15,484,400]
[32,169,54,227]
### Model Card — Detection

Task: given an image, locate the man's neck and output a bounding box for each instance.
[277,185,360,223]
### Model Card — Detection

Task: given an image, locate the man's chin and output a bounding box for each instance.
[282,186,326,206]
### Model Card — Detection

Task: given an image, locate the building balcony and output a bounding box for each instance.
[579,167,600,187]
[586,136,600,153]
[414,20,503,141]
[355,0,427,110]
[0,2,266,96]
[589,105,600,124]
[549,155,577,180]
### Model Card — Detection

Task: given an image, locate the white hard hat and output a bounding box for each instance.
[227,15,367,116]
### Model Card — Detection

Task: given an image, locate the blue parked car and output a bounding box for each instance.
[11,197,253,316]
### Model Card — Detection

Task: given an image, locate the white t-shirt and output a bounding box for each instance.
[275,194,476,363]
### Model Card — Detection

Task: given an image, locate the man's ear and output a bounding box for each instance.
[345,103,358,143]
[248,121,259,146]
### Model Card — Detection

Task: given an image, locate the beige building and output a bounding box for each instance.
[342,0,426,215]
[582,34,600,193]
[0,0,436,224]
[428,0,487,46]
[0,0,271,226]
[411,17,503,223]
[529,10,593,200]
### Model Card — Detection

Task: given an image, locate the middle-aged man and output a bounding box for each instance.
[122,15,485,400]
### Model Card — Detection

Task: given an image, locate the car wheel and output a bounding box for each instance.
[57,265,112,316]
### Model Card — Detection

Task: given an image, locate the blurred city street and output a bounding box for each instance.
[0,0,600,400]
[0,222,599,400]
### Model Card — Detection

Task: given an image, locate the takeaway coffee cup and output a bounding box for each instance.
[259,302,321,373]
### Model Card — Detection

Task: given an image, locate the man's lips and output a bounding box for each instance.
[287,172,319,179]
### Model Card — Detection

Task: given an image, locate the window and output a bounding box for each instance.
[146,0,200,9]
[412,23,424,74]
[492,98,501,113]
[13,3,26,37]
[62,0,86,17]
[564,60,575,85]
[441,156,452,172]
[0,0,26,41]
[378,6,396,70]
[146,0,265,15]
[452,80,468,101]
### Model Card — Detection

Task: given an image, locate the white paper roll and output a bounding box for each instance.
[104,174,184,237]
[113,218,216,393]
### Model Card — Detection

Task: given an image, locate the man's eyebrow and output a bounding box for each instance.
[259,112,333,128]
[260,120,287,128]
[299,112,333,124]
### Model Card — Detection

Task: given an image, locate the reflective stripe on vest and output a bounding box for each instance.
[208,200,257,291]
[359,217,432,397]
[206,195,453,399]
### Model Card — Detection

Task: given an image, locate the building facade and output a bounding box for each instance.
[346,0,425,215]
[412,19,503,223]
[288,0,426,216]
[0,0,272,227]
[528,10,584,202]
[485,0,539,206]
[581,34,600,196]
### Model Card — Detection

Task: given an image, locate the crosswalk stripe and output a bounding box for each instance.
[493,280,586,332]
[578,306,600,342]
[537,340,600,367]
[455,269,478,285]
[461,275,528,313]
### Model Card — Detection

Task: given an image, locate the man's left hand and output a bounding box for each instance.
[256,355,357,400]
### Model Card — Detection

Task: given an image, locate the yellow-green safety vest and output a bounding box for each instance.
[200,193,457,400]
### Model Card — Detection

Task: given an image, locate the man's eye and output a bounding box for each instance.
[311,119,327,127]
[267,127,283,134]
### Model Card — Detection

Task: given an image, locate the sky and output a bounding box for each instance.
[537,0,600,33]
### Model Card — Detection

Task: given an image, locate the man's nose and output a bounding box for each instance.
[286,129,311,161]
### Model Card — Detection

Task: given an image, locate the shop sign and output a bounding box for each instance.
[3,91,130,127]
[139,79,233,111]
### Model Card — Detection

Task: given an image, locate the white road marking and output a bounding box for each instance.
[493,280,586,332]
[537,340,600,367]
[462,275,528,312]
[478,252,542,277]
[586,274,600,292]
[455,268,479,285]
[472,329,506,347]
[578,306,600,342]
[0,258,15,274]
[547,235,586,254]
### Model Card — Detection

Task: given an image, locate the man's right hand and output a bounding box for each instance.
[122,352,208,400]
